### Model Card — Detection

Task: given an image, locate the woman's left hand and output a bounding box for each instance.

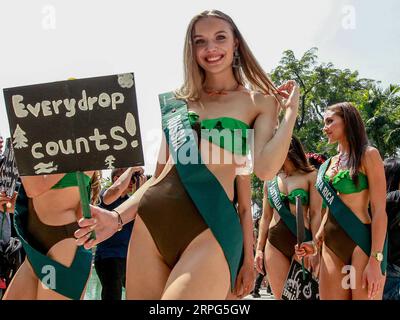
[362,259,385,299]
[233,261,256,299]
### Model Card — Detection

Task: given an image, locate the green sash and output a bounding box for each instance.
[14,185,92,300]
[316,158,387,273]
[159,92,243,289]
[267,177,312,242]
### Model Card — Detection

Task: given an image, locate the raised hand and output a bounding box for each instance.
[276,80,300,111]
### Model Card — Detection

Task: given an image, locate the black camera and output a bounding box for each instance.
[131,171,141,190]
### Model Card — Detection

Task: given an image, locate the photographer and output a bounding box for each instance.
[94,166,146,300]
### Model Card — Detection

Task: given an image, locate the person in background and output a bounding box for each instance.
[296,102,387,300]
[383,157,400,300]
[94,166,146,300]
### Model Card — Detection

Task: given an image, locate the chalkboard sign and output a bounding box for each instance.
[3,73,144,175]
[0,138,19,197]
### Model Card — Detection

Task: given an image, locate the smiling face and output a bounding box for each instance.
[192,17,237,75]
[323,110,346,144]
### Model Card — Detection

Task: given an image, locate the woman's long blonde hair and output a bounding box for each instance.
[90,170,102,205]
[175,9,281,101]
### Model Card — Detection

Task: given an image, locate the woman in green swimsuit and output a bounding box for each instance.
[75,10,300,299]
[296,102,387,300]
[254,136,322,299]
[3,171,101,300]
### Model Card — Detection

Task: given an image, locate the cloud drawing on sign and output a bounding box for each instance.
[125,112,138,149]
[105,155,116,169]
[118,73,134,88]
[13,124,29,149]
[34,162,58,174]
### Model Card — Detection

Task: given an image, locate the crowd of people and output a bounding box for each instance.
[0,9,399,300]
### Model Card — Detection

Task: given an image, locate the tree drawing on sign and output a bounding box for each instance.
[13,124,28,149]
[105,155,116,169]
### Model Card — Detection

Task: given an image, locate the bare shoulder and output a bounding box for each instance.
[362,146,383,170]
[251,92,279,114]
[363,146,382,162]
[306,170,318,182]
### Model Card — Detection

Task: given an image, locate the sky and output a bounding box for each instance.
[0,0,399,175]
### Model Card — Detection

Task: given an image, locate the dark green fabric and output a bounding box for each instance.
[14,184,92,300]
[280,188,309,206]
[160,92,243,290]
[187,110,250,156]
[51,172,91,190]
[267,177,312,242]
[316,158,387,274]
[325,169,368,194]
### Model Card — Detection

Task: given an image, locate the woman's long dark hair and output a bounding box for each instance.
[327,102,369,185]
[287,136,314,173]
[384,157,400,193]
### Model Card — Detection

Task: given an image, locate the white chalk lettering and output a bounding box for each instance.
[52,100,62,114]
[78,90,88,111]
[64,98,76,117]
[12,95,28,117]
[89,128,110,151]
[46,141,59,156]
[11,91,125,119]
[110,126,127,150]
[32,142,44,159]
[26,102,41,117]
[41,100,52,116]
[111,93,124,109]
[75,137,90,153]
[98,92,111,108]
[58,139,75,155]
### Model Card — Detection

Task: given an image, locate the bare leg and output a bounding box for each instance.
[125,216,171,299]
[2,258,38,300]
[161,229,230,300]
[264,241,290,300]
[351,246,385,300]
[319,243,351,300]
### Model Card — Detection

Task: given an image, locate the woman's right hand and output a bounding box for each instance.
[295,241,315,258]
[74,205,119,249]
[276,80,300,111]
[254,249,265,275]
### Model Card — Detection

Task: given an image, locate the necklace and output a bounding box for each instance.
[330,152,349,177]
[203,83,241,96]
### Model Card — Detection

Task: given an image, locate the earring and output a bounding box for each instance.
[232,48,241,68]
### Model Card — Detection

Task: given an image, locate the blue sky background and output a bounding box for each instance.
[0,0,399,174]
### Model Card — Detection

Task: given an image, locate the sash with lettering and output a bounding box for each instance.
[267,177,312,241]
[316,158,388,274]
[159,91,243,289]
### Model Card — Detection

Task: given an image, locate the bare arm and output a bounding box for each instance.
[256,182,273,253]
[253,81,299,180]
[364,147,387,258]
[236,175,254,265]
[308,171,323,239]
[102,167,143,205]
